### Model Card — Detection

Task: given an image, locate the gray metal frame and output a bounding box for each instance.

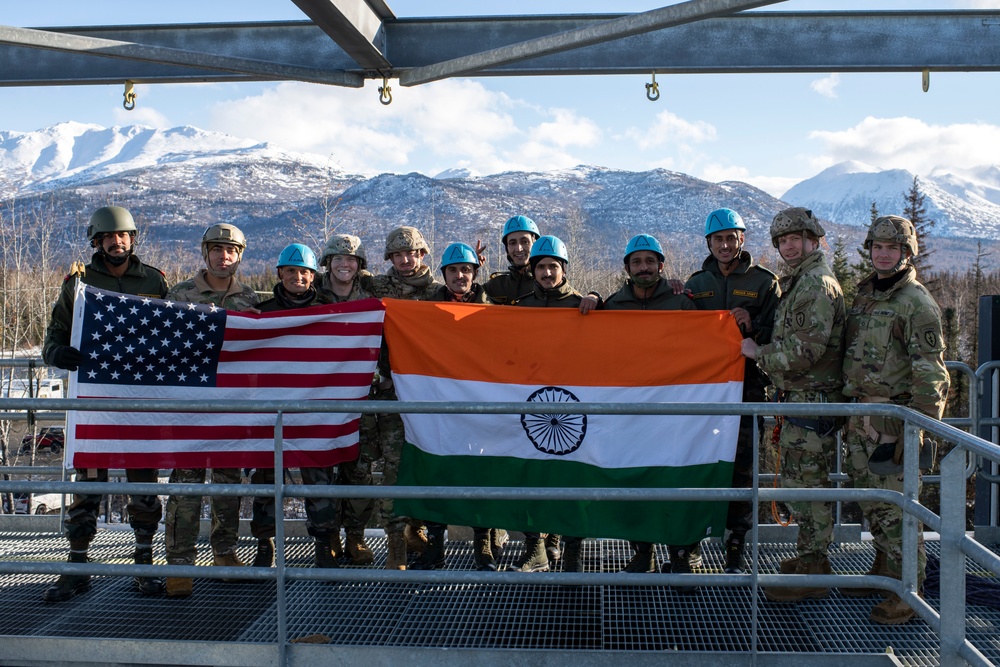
[2,377,1000,666]
[3,9,1000,88]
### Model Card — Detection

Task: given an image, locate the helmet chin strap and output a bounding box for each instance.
[95,234,133,267]
[871,249,909,276]
[204,247,242,279]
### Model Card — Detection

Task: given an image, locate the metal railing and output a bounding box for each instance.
[0,394,999,667]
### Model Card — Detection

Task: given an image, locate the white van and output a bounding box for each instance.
[0,378,64,399]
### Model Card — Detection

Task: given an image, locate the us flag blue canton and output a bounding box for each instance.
[77,286,227,387]
[65,283,385,471]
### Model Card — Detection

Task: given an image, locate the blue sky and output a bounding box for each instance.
[4,1,1000,197]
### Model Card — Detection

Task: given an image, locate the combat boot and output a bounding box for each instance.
[513,536,549,572]
[622,541,657,573]
[840,549,890,598]
[346,532,375,565]
[764,557,831,601]
[213,550,246,582]
[133,546,164,596]
[667,546,699,594]
[385,528,407,570]
[330,531,345,560]
[404,523,428,555]
[724,535,746,574]
[870,591,920,625]
[779,556,800,574]
[411,525,447,570]
[43,550,91,602]
[314,535,340,569]
[473,529,497,571]
[490,529,509,561]
[544,533,562,562]
[253,538,275,568]
[562,537,584,573]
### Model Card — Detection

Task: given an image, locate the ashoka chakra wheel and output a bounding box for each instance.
[520,386,587,456]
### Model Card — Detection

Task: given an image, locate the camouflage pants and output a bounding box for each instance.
[336,433,378,535]
[778,421,835,563]
[164,467,242,564]
[365,383,408,531]
[250,467,341,539]
[844,417,926,583]
[63,467,161,545]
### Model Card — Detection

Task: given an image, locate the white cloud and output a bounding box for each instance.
[206,79,606,176]
[809,116,1000,175]
[113,105,169,128]
[698,163,799,199]
[810,73,841,99]
[625,110,717,148]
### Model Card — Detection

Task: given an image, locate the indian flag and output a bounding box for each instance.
[386,300,744,545]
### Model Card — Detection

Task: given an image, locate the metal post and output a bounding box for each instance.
[939,448,967,666]
[902,420,921,597]
[750,410,760,666]
[273,412,287,667]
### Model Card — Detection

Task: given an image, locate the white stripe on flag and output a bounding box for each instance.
[76,383,370,400]
[392,373,742,469]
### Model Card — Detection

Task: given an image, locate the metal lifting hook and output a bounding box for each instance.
[645,72,660,102]
[378,76,392,105]
[922,68,930,93]
[123,80,137,111]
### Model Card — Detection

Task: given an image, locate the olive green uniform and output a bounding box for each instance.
[163,270,259,566]
[42,254,168,545]
[684,251,779,539]
[484,265,533,305]
[842,266,949,584]
[755,250,845,565]
[603,277,697,311]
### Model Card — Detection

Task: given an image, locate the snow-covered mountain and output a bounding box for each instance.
[2,123,998,273]
[781,160,1000,239]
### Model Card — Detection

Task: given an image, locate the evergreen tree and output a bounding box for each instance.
[902,175,935,275]
[832,235,859,305]
[850,200,879,280]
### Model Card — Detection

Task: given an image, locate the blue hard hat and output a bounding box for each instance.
[624,234,665,263]
[704,208,746,237]
[501,215,540,242]
[440,242,480,269]
[529,235,569,264]
[277,243,318,272]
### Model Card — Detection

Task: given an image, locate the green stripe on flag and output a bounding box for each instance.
[395,443,732,545]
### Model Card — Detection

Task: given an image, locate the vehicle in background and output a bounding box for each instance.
[13,493,65,515]
[0,378,65,399]
[19,426,65,454]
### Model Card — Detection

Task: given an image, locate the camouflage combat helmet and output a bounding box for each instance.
[201,223,247,278]
[770,207,825,248]
[321,233,367,270]
[865,215,919,257]
[87,206,136,243]
[384,226,429,260]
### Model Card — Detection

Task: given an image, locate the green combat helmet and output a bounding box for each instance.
[86,206,137,266]
[769,207,825,248]
[201,223,247,278]
[865,215,919,256]
[384,226,430,260]
[322,233,367,270]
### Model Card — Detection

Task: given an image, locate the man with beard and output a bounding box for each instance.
[484,215,540,304]
[41,206,168,601]
[683,208,780,575]
[163,224,259,598]
[603,234,695,574]
[741,208,845,601]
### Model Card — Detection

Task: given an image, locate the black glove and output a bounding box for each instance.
[50,345,84,371]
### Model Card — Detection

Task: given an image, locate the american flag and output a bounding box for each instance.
[66,283,384,470]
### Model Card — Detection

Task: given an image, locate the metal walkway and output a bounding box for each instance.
[2,531,998,667]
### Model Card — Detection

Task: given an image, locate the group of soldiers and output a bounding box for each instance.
[38,202,948,628]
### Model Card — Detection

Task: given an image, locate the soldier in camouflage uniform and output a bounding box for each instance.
[360,227,442,569]
[604,234,696,574]
[741,208,845,601]
[315,234,377,566]
[842,215,949,625]
[41,206,168,602]
[249,243,346,571]
[684,208,780,574]
[162,224,259,598]
[484,215,540,304]
[512,235,599,573]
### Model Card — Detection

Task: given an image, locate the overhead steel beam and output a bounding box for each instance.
[290,0,393,70]
[398,0,789,86]
[0,24,363,88]
[2,13,1000,88]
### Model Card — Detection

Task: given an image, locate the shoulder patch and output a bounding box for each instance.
[489,271,505,279]
[689,290,714,299]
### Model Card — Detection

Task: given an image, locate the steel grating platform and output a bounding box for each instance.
[1,531,998,667]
